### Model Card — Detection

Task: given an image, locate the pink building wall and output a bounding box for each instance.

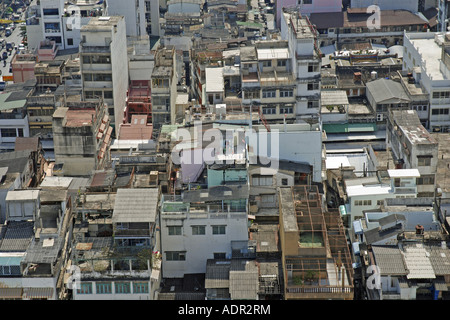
[276,0,342,27]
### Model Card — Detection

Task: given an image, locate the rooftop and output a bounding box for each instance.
[112,188,159,223]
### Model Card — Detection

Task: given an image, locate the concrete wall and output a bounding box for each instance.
[161,214,248,277]
[107,0,146,37]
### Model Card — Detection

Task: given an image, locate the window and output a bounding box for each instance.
[152,78,169,88]
[262,60,272,67]
[166,251,186,261]
[252,175,273,186]
[307,82,319,91]
[43,8,59,15]
[96,282,112,294]
[417,156,432,166]
[262,90,276,98]
[115,282,131,294]
[282,178,288,186]
[214,253,226,259]
[168,226,182,236]
[77,283,92,295]
[417,175,435,185]
[92,55,111,64]
[432,91,450,99]
[277,60,287,67]
[262,107,276,115]
[244,91,260,100]
[280,90,293,98]
[302,0,312,4]
[104,91,113,99]
[377,200,384,206]
[354,200,372,206]
[431,108,449,115]
[1,129,17,138]
[93,73,112,81]
[212,225,226,235]
[133,282,149,294]
[17,129,23,137]
[279,106,293,114]
[67,38,73,46]
[308,63,319,72]
[261,194,276,203]
[308,100,319,109]
[192,225,206,235]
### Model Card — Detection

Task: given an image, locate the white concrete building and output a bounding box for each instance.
[345,169,421,227]
[160,186,249,278]
[0,93,29,146]
[28,0,104,50]
[106,0,145,37]
[403,31,450,132]
[80,16,129,134]
[280,9,321,122]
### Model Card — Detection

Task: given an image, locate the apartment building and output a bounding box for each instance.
[274,0,342,28]
[280,9,322,122]
[279,185,354,300]
[160,185,249,278]
[151,48,178,129]
[310,9,429,47]
[80,16,129,133]
[30,0,104,50]
[403,31,450,132]
[386,109,439,197]
[52,100,112,176]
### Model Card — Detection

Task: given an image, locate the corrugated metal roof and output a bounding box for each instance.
[229,260,259,300]
[112,188,159,223]
[403,245,436,279]
[321,90,349,106]
[428,246,450,276]
[372,246,407,276]
[0,221,34,252]
[205,259,231,289]
[366,78,410,104]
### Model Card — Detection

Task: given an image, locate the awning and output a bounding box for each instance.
[0,287,23,299]
[24,287,54,299]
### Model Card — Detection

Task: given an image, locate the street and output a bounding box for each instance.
[0,13,26,81]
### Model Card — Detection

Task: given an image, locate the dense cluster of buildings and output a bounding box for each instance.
[0,0,449,301]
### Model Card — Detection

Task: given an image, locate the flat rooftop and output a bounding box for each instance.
[64,109,96,127]
[409,37,443,80]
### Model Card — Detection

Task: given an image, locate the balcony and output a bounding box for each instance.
[259,70,295,87]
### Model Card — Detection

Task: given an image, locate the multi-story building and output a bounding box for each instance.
[310,9,429,48]
[0,92,30,146]
[68,187,161,300]
[160,185,249,278]
[279,185,354,300]
[29,0,104,50]
[80,16,129,134]
[151,48,178,129]
[386,109,439,197]
[105,0,146,37]
[52,100,112,176]
[11,53,37,84]
[403,31,450,132]
[280,9,322,122]
[274,0,342,28]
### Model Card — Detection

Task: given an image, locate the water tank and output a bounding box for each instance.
[371,71,378,80]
